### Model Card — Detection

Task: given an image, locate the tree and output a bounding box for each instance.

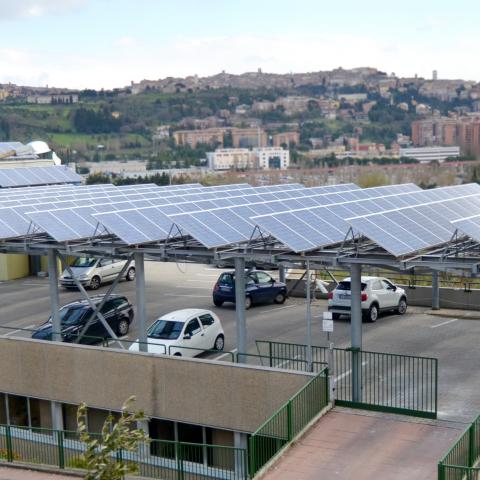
[76,396,149,480]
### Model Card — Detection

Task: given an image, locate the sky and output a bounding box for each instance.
[0,0,479,89]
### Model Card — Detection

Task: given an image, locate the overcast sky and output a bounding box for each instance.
[0,0,478,89]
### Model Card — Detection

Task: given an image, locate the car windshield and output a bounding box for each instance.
[147,320,184,340]
[71,257,97,268]
[48,306,87,326]
[337,281,367,291]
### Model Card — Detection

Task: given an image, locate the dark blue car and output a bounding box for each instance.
[213,270,287,309]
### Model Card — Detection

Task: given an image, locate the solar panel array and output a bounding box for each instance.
[0,166,82,188]
[7,182,309,241]
[346,184,480,256]
[252,184,480,253]
[451,215,480,242]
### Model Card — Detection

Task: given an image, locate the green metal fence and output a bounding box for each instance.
[438,415,480,480]
[248,367,329,477]
[256,340,438,419]
[0,424,247,479]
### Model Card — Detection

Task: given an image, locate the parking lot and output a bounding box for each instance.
[0,261,479,424]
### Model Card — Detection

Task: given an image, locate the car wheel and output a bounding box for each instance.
[173,352,182,357]
[245,296,252,310]
[273,292,286,304]
[332,313,341,320]
[126,267,136,281]
[117,319,129,336]
[89,276,101,290]
[214,334,224,351]
[213,299,224,307]
[366,304,379,323]
[397,297,407,315]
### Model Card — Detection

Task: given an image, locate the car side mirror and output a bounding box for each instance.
[391,285,397,291]
[183,334,191,340]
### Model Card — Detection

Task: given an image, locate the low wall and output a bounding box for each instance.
[0,337,312,433]
[287,279,480,311]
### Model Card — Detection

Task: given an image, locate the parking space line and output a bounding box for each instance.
[214,348,237,361]
[196,274,219,277]
[335,361,368,381]
[431,318,459,329]
[163,292,211,297]
[22,283,47,286]
[251,304,298,316]
[186,279,213,283]
[3,324,36,336]
[175,285,210,289]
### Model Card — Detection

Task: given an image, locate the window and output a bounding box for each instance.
[110,297,127,310]
[372,280,383,290]
[337,281,367,291]
[148,320,183,340]
[246,275,256,285]
[71,257,97,268]
[184,319,201,337]
[382,280,395,290]
[54,306,86,326]
[219,273,233,285]
[99,259,112,267]
[256,272,273,284]
[199,313,215,327]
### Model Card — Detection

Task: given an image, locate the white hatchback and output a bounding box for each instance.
[128,309,225,357]
[327,276,407,323]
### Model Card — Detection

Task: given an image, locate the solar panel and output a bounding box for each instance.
[451,215,480,242]
[0,166,82,188]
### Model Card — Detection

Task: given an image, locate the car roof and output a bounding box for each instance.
[340,276,385,282]
[158,308,214,322]
[63,294,125,309]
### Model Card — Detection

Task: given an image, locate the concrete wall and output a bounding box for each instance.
[0,254,30,281]
[0,337,312,433]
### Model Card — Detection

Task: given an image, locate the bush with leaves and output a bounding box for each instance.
[76,396,149,480]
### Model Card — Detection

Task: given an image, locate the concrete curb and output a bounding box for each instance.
[425,310,480,320]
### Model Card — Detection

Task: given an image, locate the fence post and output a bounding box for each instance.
[5,425,13,462]
[287,401,293,441]
[175,442,184,480]
[248,437,256,478]
[437,462,444,480]
[269,341,273,368]
[57,430,65,469]
[468,423,476,467]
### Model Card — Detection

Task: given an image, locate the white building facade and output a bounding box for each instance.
[207,147,290,170]
[399,146,461,163]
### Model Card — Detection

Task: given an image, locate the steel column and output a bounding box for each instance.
[432,270,440,310]
[48,249,61,342]
[234,431,248,478]
[135,252,148,352]
[306,261,313,372]
[234,257,247,362]
[350,263,362,403]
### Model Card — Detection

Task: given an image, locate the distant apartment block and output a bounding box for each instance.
[412,117,480,155]
[399,146,460,163]
[173,127,268,148]
[173,128,229,148]
[272,131,300,147]
[207,147,289,170]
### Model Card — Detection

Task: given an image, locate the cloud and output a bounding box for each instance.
[0,0,86,20]
[0,32,479,89]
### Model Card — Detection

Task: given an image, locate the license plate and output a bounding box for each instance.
[220,286,231,291]
[339,294,351,300]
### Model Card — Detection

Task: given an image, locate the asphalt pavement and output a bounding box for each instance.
[0,262,479,424]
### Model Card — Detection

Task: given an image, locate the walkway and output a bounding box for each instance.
[261,408,463,480]
[0,466,77,479]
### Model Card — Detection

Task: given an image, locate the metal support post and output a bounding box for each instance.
[234,257,247,363]
[306,261,313,372]
[279,265,286,284]
[135,252,148,352]
[137,419,150,458]
[234,432,248,479]
[327,342,335,405]
[350,263,362,403]
[51,401,64,431]
[48,249,61,342]
[432,270,440,310]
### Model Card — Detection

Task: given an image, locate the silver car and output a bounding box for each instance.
[59,257,136,290]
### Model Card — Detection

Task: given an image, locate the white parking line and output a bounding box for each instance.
[186,279,213,283]
[335,361,368,381]
[22,283,47,286]
[163,293,211,298]
[196,273,219,278]
[251,304,298,316]
[431,318,459,329]
[214,348,237,361]
[276,354,301,368]
[3,324,36,336]
[175,285,210,290]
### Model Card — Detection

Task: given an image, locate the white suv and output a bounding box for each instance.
[327,276,407,323]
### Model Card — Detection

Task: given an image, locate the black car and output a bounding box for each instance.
[213,270,287,309]
[31,295,134,344]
